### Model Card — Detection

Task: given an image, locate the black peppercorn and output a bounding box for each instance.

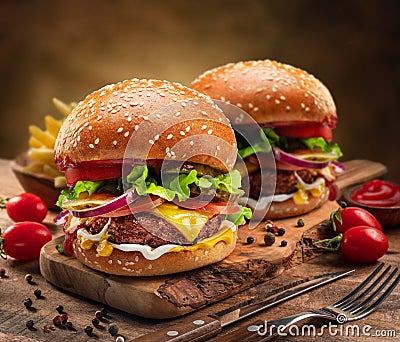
[108,323,119,336]
[92,317,100,327]
[263,232,275,246]
[280,240,288,247]
[26,320,35,330]
[56,305,64,314]
[24,274,33,284]
[23,298,33,309]
[84,325,94,336]
[246,236,254,244]
[277,228,286,236]
[65,321,74,330]
[296,218,305,227]
[95,310,103,319]
[101,307,108,317]
[33,289,42,299]
[266,227,275,234]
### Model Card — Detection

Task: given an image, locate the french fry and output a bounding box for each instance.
[54,176,67,189]
[43,164,63,178]
[22,163,44,173]
[28,125,55,149]
[28,148,55,165]
[52,97,75,116]
[28,136,43,148]
[45,115,62,138]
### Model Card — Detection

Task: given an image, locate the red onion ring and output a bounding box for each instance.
[53,210,69,225]
[273,147,330,169]
[70,189,138,218]
[332,161,346,174]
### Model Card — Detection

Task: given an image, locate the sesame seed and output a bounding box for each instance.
[127,116,132,122]
[201,110,207,115]
[189,141,194,146]
[97,115,102,120]
[117,127,123,133]
[135,125,139,131]
[94,138,100,144]
[185,125,191,132]
[154,134,160,140]
[89,144,94,149]
[143,116,149,120]
[286,105,291,111]
[280,95,286,100]
[88,126,93,131]
[266,95,271,100]
[216,145,221,150]
[175,111,181,117]
[201,125,207,130]
[149,139,154,144]
[180,131,185,136]
[113,140,117,146]
[167,134,173,140]
[207,129,213,135]
[275,99,280,104]
[124,131,129,137]
[301,103,306,109]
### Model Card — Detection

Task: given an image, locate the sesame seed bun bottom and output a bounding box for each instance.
[264,186,329,219]
[72,235,237,276]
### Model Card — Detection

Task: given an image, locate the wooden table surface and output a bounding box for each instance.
[0,159,399,341]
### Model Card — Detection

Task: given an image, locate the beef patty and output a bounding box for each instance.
[248,169,318,199]
[85,213,223,247]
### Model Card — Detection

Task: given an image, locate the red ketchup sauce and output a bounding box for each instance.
[350,179,400,207]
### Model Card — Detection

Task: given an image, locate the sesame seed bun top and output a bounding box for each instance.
[54,79,237,173]
[190,60,337,127]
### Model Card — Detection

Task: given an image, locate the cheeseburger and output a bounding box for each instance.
[54,79,251,276]
[191,60,343,219]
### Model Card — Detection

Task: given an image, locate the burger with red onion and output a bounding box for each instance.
[54,78,251,276]
[191,60,343,219]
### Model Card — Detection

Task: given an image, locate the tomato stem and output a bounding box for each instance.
[313,233,343,251]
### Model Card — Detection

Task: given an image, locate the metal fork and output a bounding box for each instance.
[218,263,400,341]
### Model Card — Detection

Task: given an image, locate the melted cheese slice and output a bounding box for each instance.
[149,203,215,243]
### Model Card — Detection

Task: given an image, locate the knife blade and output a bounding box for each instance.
[132,269,354,341]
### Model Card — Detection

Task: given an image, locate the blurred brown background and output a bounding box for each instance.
[1,0,399,182]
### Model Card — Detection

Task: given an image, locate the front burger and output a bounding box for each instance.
[191,60,344,219]
[54,79,251,276]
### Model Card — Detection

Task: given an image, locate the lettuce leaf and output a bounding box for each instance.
[125,165,244,202]
[56,180,105,207]
[226,206,253,226]
[299,137,343,158]
[237,128,343,159]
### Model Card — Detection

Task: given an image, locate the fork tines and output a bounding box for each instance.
[333,263,400,318]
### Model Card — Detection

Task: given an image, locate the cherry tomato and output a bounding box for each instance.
[341,226,388,262]
[6,193,48,222]
[274,123,332,142]
[1,222,52,260]
[334,207,382,233]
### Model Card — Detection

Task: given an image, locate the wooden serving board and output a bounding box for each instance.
[39,160,387,319]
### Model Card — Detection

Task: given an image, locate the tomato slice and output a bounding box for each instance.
[65,165,122,186]
[274,123,332,142]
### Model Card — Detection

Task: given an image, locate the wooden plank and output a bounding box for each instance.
[39,160,388,319]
